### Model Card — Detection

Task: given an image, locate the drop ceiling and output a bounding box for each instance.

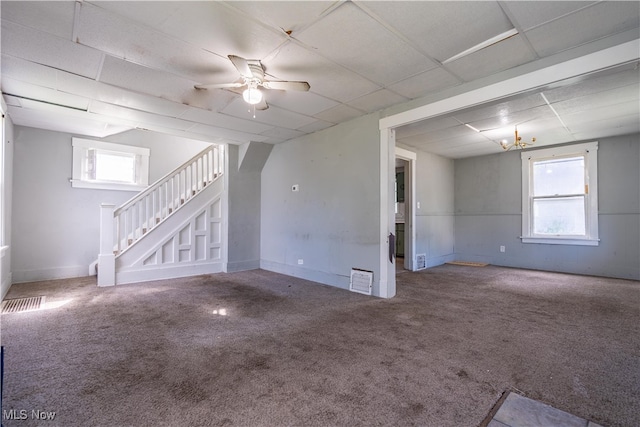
[1,1,639,158]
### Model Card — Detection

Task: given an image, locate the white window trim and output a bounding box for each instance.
[71,138,150,191]
[521,141,599,246]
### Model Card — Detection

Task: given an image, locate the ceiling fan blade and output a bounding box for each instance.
[228,55,254,79]
[194,82,245,90]
[262,80,310,91]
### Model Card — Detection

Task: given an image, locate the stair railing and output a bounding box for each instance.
[110,144,224,256]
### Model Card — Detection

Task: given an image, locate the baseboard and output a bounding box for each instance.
[11,266,88,284]
[116,262,225,285]
[1,272,12,300]
[226,259,260,272]
[260,260,350,291]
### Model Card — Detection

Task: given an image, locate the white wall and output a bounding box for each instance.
[11,127,212,283]
[1,113,15,299]
[454,134,640,280]
[261,113,382,293]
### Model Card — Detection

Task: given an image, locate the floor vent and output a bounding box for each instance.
[1,296,45,314]
[350,268,373,295]
[416,254,426,270]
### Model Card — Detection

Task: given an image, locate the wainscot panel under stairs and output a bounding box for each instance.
[115,178,224,285]
[96,145,225,286]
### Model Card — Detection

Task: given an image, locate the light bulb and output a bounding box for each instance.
[242,87,262,105]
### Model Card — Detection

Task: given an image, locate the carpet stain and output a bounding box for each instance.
[457,369,470,379]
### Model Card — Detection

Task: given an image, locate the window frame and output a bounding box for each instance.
[71,138,150,191]
[521,141,599,246]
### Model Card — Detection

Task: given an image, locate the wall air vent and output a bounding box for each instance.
[416,254,426,270]
[350,268,373,295]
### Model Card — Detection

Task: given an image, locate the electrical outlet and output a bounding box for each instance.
[500,245,506,253]
[297,259,304,265]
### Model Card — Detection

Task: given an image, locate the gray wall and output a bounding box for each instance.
[226,142,272,272]
[261,113,382,292]
[1,114,15,298]
[413,148,455,267]
[454,134,640,280]
[11,127,211,283]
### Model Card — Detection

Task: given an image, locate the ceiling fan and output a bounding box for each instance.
[195,55,310,110]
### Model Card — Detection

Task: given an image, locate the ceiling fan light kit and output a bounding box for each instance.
[195,55,310,110]
[242,85,263,105]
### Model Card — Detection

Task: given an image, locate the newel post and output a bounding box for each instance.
[98,203,116,287]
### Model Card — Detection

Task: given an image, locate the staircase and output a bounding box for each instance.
[97,144,225,286]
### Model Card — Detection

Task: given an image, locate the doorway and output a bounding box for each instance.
[395,147,416,274]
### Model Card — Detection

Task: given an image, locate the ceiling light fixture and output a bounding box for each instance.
[500,126,536,151]
[443,28,519,64]
[242,83,263,105]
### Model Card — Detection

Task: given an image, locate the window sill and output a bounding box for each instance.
[521,237,599,246]
[70,179,147,192]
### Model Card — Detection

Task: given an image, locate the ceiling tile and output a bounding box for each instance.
[296,2,436,85]
[314,104,364,124]
[89,101,194,132]
[525,2,640,57]
[178,108,273,134]
[83,1,181,28]
[264,90,338,116]
[1,20,103,79]
[395,117,460,139]
[75,2,235,83]
[186,123,269,143]
[222,98,317,130]
[571,115,640,140]
[562,101,640,127]
[551,84,640,116]
[503,1,596,31]
[1,55,58,89]
[542,65,640,103]
[363,1,514,62]
[259,41,381,103]
[226,1,336,36]
[445,35,537,82]
[387,67,461,100]
[466,104,558,133]
[98,56,197,104]
[347,89,409,114]
[297,120,334,134]
[260,127,305,142]
[1,0,76,39]
[2,77,90,110]
[7,104,131,138]
[157,2,288,60]
[451,92,548,124]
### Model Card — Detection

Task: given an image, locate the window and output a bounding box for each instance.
[521,141,598,246]
[72,138,150,191]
